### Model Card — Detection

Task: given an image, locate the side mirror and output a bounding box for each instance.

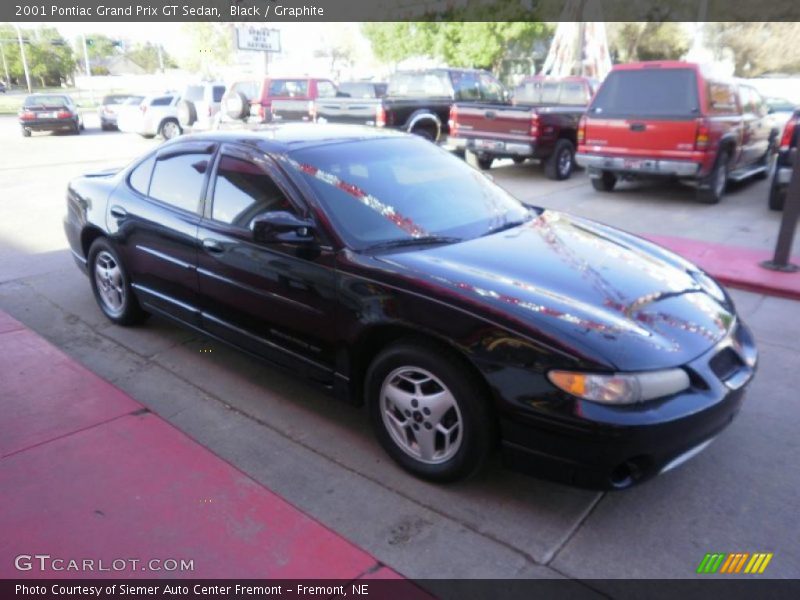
[252,211,316,245]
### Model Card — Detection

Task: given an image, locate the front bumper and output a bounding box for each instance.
[576,153,701,178]
[449,136,535,157]
[501,320,757,489]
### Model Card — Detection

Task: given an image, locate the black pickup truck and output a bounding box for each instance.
[313,68,508,143]
[448,76,597,179]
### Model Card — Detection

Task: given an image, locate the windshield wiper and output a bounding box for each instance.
[482,213,535,237]
[365,235,462,252]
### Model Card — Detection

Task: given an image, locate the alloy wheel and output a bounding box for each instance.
[380,366,463,464]
[94,250,125,316]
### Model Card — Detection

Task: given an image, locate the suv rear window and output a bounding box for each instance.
[589,68,700,118]
[269,79,308,97]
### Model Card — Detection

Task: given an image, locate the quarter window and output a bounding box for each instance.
[150,96,173,107]
[128,154,155,195]
[211,155,293,228]
[149,153,209,213]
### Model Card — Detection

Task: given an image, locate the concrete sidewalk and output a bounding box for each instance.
[0,309,403,581]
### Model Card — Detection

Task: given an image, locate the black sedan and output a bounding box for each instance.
[20,93,84,137]
[64,125,757,489]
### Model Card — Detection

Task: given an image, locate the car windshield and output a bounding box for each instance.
[590,68,700,118]
[287,137,531,251]
[24,95,68,108]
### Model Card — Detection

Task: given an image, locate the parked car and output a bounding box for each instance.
[222,77,338,123]
[176,82,226,132]
[768,107,799,210]
[0,81,7,93]
[449,76,597,178]
[311,68,508,142]
[764,96,797,132]
[117,93,182,140]
[19,93,84,137]
[64,124,757,489]
[98,94,135,131]
[337,80,388,99]
[576,61,778,203]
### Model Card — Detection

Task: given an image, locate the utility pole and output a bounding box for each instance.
[81,33,91,76]
[157,44,164,73]
[14,24,32,93]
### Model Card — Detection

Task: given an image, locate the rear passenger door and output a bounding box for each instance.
[108,141,217,325]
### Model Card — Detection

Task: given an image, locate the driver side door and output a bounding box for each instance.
[196,143,338,383]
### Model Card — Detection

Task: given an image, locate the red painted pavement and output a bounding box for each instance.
[646,235,800,301]
[0,311,405,581]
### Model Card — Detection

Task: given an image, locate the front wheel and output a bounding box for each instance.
[366,340,494,482]
[88,238,146,326]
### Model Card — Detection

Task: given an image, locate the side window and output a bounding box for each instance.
[128,154,155,195]
[317,81,337,98]
[211,155,293,229]
[212,86,226,103]
[149,153,209,213]
[708,83,737,114]
[453,72,481,101]
[150,96,172,107]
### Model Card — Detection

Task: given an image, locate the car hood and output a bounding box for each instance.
[374,210,735,371]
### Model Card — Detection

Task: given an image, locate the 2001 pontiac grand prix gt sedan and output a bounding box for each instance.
[64,124,757,489]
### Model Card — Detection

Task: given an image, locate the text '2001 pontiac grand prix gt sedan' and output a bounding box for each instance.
[64,124,757,489]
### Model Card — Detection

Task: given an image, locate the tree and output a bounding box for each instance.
[177,23,234,78]
[0,26,77,87]
[314,27,357,79]
[126,42,176,74]
[362,22,551,73]
[607,22,690,63]
[705,23,800,77]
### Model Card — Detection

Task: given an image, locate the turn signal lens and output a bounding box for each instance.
[779,115,797,152]
[577,115,586,144]
[548,369,690,405]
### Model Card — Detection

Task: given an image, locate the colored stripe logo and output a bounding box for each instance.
[697,552,773,574]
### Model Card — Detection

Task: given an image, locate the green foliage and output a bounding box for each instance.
[362,22,551,72]
[0,25,77,87]
[177,23,234,78]
[706,23,800,77]
[608,22,690,63]
[126,42,176,74]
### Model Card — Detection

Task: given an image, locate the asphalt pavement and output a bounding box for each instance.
[0,114,798,584]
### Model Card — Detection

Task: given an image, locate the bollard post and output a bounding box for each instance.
[761,148,800,272]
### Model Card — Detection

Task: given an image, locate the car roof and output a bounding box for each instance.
[166,123,407,153]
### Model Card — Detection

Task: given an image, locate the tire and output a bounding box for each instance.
[222,91,250,121]
[768,172,786,211]
[410,124,437,142]
[159,118,181,140]
[755,138,777,181]
[366,340,495,482]
[72,122,81,135]
[22,128,31,137]
[177,99,197,128]
[590,170,617,192]
[88,238,146,326]
[696,150,729,204]
[512,157,526,164]
[544,139,576,180]
[466,151,493,171]
[452,149,466,160]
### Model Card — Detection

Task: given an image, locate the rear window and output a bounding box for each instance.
[513,81,590,106]
[24,95,68,108]
[339,82,375,98]
[268,79,309,97]
[388,72,453,98]
[589,68,700,118]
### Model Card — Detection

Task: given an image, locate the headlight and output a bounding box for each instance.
[548,368,690,405]
[692,270,726,303]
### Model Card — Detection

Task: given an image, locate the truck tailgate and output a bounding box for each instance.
[584,118,699,159]
[315,99,379,125]
[453,104,533,142]
[271,99,314,122]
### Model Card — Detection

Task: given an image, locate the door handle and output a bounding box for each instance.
[109,206,127,220]
[202,238,224,253]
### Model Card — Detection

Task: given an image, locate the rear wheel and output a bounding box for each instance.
[177,100,197,128]
[697,150,729,204]
[466,151,493,171]
[512,157,526,165]
[591,170,617,192]
[88,238,146,326]
[366,340,494,482]
[21,128,31,137]
[768,172,786,211]
[410,123,438,142]
[544,139,575,180]
[159,118,181,140]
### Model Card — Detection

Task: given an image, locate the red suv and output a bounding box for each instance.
[576,61,777,203]
[222,77,337,123]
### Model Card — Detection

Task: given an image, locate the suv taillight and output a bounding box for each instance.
[695,118,710,151]
[530,112,540,138]
[376,104,386,127]
[779,115,798,152]
[577,115,586,145]
[448,104,458,131]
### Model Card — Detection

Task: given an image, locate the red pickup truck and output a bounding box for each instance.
[448,76,596,179]
[576,61,778,203]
